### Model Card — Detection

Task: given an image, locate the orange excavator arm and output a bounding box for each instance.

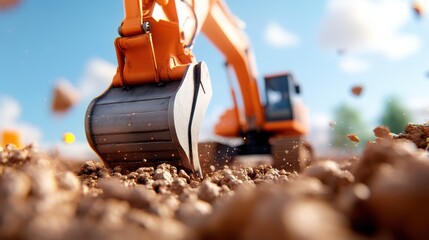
[112,0,264,128]
[112,0,197,86]
[86,0,220,175]
[201,1,264,132]
[85,0,308,175]
[201,2,308,139]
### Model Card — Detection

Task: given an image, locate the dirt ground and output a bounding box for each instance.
[1,123,429,240]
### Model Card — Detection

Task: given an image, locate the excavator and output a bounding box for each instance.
[85,0,310,176]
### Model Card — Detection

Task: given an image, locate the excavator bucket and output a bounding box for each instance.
[85,62,212,176]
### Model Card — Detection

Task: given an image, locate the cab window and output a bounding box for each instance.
[264,75,293,121]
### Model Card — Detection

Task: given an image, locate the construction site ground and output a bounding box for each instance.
[1,123,429,240]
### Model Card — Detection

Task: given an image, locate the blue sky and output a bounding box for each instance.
[1,0,429,156]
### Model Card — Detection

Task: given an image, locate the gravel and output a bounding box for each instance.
[1,123,429,240]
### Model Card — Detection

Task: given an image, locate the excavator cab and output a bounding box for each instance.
[264,73,299,122]
[263,72,307,136]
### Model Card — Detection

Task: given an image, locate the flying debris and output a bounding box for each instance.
[337,49,346,55]
[51,79,80,114]
[347,133,360,143]
[373,125,392,139]
[351,85,363,97]
[0,0,20,10]
[413,2,425,17]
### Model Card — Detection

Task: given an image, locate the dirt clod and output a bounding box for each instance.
[347,133,360,143]
[396,123,429,149]
[351,85,363,96]
[373,125,392,139]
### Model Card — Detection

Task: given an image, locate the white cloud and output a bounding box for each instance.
[15,123,43,145]
[320,0,420,60]
[379,34,420,60]
[339,57,370,73]
[0,95,42,144]
[54,141,98,161]
[406,97,429,124]
[78,58,116,99]
[264,22,299,48]
[0,95,20,123]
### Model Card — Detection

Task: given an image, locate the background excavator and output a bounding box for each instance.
[85,0,310,176]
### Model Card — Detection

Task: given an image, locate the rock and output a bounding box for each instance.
[97,168,110,178]
[57,171,80,193]
[397,123,429,149]
[220,169,243,189]
[23,160,58,197]
[99,179,157,210]
[176,199,213,227]
[373,125,392,139]
[154,168,173,184]
[197,183,256,239]
[0,200,30,239]
[0,167,31,199]
[136,167,154,174]
[345,139,429,238]
[156,163,177,177]
[178,169,190,182]
[198,181,336,239]
[351,85,363,96]
[78,161,101,175]
[302,160,354,191]
[170,177,188,195]
[245,197,355,240]
[23,212,72,240]
[113,166,122,173]
[152,194,179,218]
[51,79,80,113]
[99,199,130,227]
[126,209,194,240]
[136,172,150,185]
[198,180,221,203]
[352,139,425,184]
[347,133,360,143]
[366,148,429,238]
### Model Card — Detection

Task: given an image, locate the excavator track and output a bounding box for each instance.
[271,137,312,172]
[198,141,237,173]
[85,62,212,176]
[198,138,313,173]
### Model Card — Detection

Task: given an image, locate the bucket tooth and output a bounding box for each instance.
[85,62,212,176]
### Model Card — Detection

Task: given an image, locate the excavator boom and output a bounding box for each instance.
[85,0,310,175]
[86,0,217,175]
